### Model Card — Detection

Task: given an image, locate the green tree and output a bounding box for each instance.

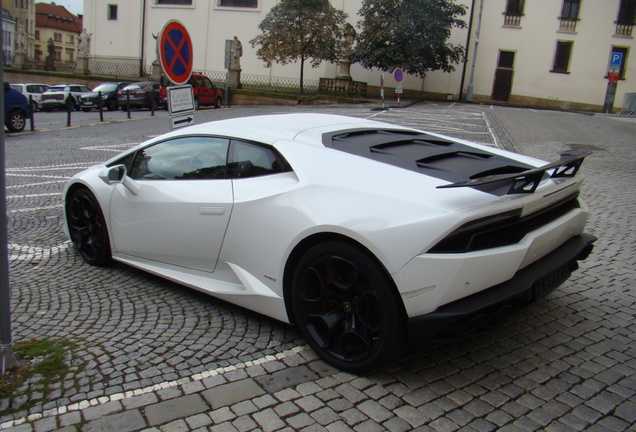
[250,0,347,93]
[354,0,467,77]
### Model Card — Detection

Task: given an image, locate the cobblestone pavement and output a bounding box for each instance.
[1,102,634,431]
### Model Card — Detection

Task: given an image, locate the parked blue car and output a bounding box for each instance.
[4,82,31,132]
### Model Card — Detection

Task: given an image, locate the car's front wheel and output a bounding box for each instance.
[291,241,406,373]
[6,110,26,132]
[67,188,112,266]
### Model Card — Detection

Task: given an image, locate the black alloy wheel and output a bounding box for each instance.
[67,188,112,266]
[291,241,406,373]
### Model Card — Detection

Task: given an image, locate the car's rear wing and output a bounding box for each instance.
[436,151,591,195]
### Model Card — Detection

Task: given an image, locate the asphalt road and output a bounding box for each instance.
[1,102,634,431]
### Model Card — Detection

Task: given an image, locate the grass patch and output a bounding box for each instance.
[0,338,80,413]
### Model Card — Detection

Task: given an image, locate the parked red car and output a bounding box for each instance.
[160,73,223,109]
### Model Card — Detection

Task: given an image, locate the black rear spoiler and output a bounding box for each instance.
[436,151,591,195]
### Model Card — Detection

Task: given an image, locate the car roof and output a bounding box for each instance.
[156,113,403,146]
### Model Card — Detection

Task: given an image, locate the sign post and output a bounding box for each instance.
[158,20,195,129]
[393,68,403,107]
[380,73,385,109]
[603,52,623,114]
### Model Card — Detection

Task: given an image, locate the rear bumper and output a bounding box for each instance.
[407,233,596,346]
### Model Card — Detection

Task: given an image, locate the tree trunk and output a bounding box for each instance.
[299,56,305,94]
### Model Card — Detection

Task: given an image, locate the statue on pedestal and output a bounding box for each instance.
[78,29,91,57]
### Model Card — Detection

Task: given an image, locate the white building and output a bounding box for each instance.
[82,0,634,111]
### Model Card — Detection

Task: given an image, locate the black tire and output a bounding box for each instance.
[67,188,112,266]
[82,108,91,112]
[214,97,221,109]
[194,97,200,110]
[6,110,26,132]
[291,241,406,373]
[107,99,118,111]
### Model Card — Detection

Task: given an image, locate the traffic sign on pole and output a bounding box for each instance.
[610,52,623,70]
[159,20,193,85]
[393,68,404,83]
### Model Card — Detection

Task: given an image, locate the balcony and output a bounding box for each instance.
[503,13,523,27]
[615,22,634,37]
[559,18,578,33]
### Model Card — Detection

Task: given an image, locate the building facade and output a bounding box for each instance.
[34,2,82,62]
[463,0,635,111]
[2,8,16,65]
[83,0,635,111]
[1,0,35,57]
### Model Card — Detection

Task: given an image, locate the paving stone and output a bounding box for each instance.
[201,379,265,410]
[357,400,393,423]
[82,410,146,432]
[82,400,123,421]
[253,408,286,432]
[255,366,319,393]
[286,412,314,429]
[145,394,208,426]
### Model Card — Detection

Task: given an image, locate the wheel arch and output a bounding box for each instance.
[282,232,405,325]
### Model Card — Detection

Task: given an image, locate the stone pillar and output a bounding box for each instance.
[229,66,242,89]
[76,56,90,75]
[12,51,25,69]
[150,60,162,81]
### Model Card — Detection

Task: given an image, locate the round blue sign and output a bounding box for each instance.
[393,68,404,83]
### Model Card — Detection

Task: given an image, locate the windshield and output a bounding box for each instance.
[93,83,118,92]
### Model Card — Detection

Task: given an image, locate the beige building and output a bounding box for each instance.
[34,2,82,62]
[82,0,634,111]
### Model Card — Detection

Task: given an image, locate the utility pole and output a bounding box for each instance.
[0,12,20,375]
[465,0,483,102]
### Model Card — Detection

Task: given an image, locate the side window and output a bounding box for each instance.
[204,77,214,89]
[228,140,292,178]
[110,153,136,173]
[128,137,230,180]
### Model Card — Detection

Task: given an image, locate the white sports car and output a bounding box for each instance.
[64,113,596,372]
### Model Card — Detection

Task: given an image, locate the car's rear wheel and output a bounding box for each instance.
[67,188,112,266]
[291,241,406,373]
[6,110,26,132]
[214,97,221,109]
[107,99,118,111]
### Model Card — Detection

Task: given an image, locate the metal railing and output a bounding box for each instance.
[503,13,523,27]
[558,18,578,32]
[22,58,76,72]
[88,59,151,78]
[615,23,634,37]
[238,73,320,94]
[12,57,324,95]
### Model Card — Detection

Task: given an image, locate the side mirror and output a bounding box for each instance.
[99,165,140,195]
[99,165,126,184]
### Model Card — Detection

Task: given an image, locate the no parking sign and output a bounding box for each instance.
[158,20,193,85]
